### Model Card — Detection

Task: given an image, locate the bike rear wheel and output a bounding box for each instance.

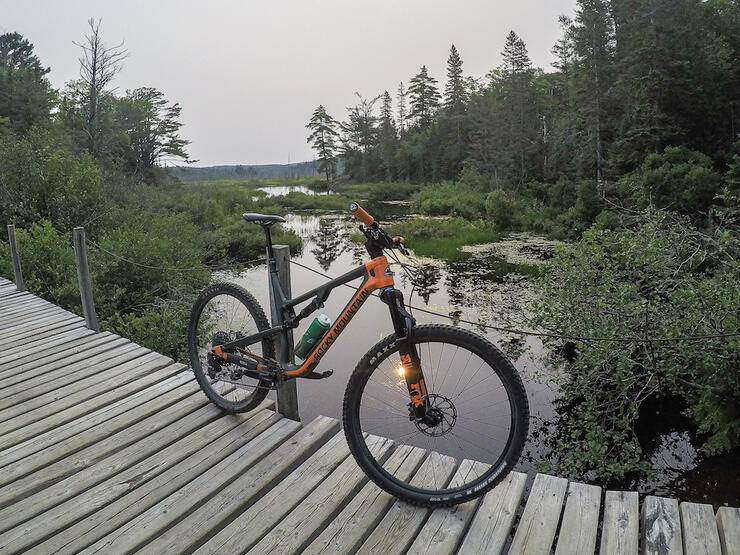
[188,282,272,413]
[343,324,528,507]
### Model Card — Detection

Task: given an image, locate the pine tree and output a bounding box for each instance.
[396,81,407,134]
[378,91,397,181]
[341,93,380,181]
[444,44,466,114]
[408,65,441,128]
[497,31,536,185]
[571,0,615,184]
[306,105,339,185]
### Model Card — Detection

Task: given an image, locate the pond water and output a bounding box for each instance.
[257,185,327,197]
[223,208,739,506]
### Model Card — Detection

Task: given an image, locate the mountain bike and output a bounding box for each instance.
[187,202,528,507]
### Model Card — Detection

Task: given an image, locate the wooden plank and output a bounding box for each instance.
[302,445,427,555]
[716,507,740,555]
[0,351,169,430]
[197,431,354,554]
[642,496,683,555]
[0,362,184,450]
[680,502,722,555]
[0,404,274,553]
[0,332,124,384]
[509,473,569,555]
[0,372,196,480]
[555,481,602,555]
[0,372,203,508]
[0,312,82,345]
[0,397,228,535]
[242,435,395,555]
[600,490,639,555]
[29,407,283,554]
[0,335,128,391]
[457,470,528,555]
[408,460,490,555]
[0,304,68,327]
[0,330,114,374]
[89,416,337,554]
[0,327,94,366]
[0,341,145,405]
[0,321,86,360]
[357,451,458,555]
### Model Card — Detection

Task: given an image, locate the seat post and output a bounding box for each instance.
[263,224,277,272]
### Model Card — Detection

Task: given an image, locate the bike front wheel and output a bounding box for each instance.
[343,324,528,507]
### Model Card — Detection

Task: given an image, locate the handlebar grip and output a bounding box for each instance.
[348,202,375,227]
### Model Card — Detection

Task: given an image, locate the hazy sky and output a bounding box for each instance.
[2,0,577,166]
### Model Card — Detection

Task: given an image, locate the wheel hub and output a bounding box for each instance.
[413,393,457,437]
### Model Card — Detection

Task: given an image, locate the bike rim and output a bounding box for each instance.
[353,335,517,496]
[192,291,268,405]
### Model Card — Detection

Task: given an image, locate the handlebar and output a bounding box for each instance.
[348,202,374,227]
[349,202,409,256]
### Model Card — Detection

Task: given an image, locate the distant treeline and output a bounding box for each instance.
[167,161,320,182]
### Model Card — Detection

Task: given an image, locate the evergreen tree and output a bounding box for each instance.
[408,65,441,128]
[116,87,190,179]
[496,31,537,185]
[396,81,408,134]
[0,32,55,134]
[341,93,380,181]
[306,104,339,185]
[444,44,466,114]
[571,0,615,183]
[378,91,398,181]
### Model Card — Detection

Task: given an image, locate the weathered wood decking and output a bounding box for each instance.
[0,276,738,554]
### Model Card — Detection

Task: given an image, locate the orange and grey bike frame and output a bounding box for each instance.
[214,205,431,416]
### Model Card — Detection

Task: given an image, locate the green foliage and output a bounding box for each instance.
[625,146,723,216]
[414,182,486,219]
[533,212,739,480]
[0,221,80,311]
[485,189,517,230]
[0,32,55,134]
[104,302,191,362]
[89,211,209,320]
[386,217,496,260]
[0,128,105,232]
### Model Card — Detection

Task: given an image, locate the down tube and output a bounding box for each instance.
[285,279,373,377]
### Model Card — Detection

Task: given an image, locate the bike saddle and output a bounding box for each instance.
[242,213,286,225]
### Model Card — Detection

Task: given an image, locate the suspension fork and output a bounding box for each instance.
[380,287,429,419]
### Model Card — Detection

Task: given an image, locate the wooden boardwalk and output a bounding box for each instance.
[0,276,738,554]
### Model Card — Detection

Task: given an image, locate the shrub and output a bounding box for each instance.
[414,182,486,219]
[533,211,739,481]
[485,189,516,230]
[626,146,722,217]
[0,128,105,233]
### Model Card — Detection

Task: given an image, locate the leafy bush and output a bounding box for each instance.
[485,189,517,230]
[0,128,105,233]
[387,217,496,260]
[533,211,739,480]
[0,220,80,311]
[414,182,486,219]
[624,146,722,217]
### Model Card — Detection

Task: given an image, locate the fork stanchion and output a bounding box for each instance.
[270,245,300,421]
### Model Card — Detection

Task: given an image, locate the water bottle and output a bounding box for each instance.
[294,314,332,359]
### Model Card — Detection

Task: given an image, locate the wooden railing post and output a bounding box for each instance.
[73,226,99,331]
[7,224,25,292]
[270,244,300,421]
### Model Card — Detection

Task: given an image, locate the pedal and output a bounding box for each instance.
[304,370,334,380]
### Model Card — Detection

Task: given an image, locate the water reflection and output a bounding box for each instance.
[310,219,345,271]
[258,185,327,197]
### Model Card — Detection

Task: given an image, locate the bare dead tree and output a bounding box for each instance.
[73,18,128,153]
